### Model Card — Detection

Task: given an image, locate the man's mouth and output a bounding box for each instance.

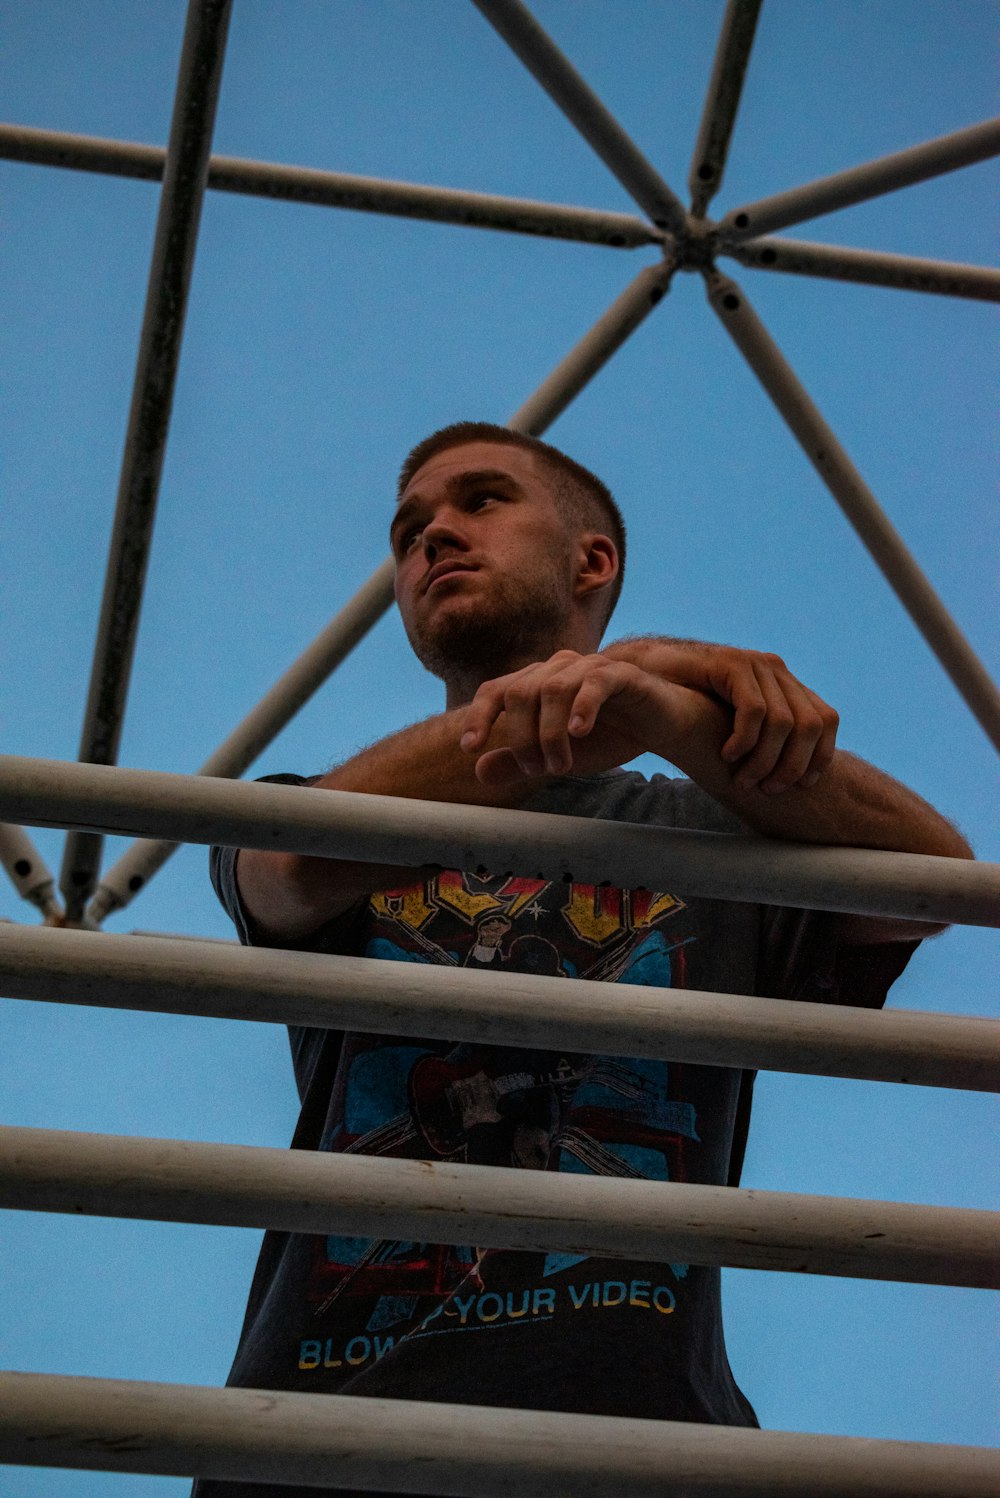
[424,561,478,592]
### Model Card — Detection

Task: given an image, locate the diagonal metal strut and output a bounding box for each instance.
[0,123,662,249]
[718,116,1000,241]
[705,270,1000,751]
[725,234,1000,302]
[687,0,763,218]
[472,0,688,234]
[58,0,233,921]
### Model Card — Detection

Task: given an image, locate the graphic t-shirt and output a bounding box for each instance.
[197,769,915,1497]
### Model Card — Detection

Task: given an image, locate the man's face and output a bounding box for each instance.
[391,441,580,682]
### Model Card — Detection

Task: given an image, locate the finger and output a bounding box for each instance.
[717,666,768,763]
[567,665,627,738]
[799,688,839,787]
[501,676,546,777]
[460,681,508,753]
[757,677,826,793]
[733,665,795,789]
[474,746,527,787]
[537,669,583,774]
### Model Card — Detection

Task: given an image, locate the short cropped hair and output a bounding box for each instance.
[397,421,626,627]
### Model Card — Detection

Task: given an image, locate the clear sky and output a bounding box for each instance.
[2,2,998,1493]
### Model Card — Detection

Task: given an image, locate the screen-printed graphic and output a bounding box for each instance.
[302,868,699,1361]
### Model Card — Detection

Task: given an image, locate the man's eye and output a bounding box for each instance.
[395,526,421,554]
[469,491,499,510]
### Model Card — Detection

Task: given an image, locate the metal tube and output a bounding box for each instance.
[3,1373,999,1498]
[58,0,233,920]
[705,271,1000,753]
[85,560,396,923]
[1,757,998,927]
[3,925,996,1092]
[471,0,688,234]
[687,0,763,217]
[509,259,674,433]
[84,261,670,924]
[2,1124,996,1286]
[0,824,61,921]
[725,234,1000,302]
[0,123,662,249]
[718,116,1000,242]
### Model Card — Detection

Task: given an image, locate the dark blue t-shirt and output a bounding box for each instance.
[195,769,915,1498]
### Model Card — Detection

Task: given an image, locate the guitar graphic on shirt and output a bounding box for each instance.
[409,1054,582,1157]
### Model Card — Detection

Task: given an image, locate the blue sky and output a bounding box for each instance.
[2,2,998,1492]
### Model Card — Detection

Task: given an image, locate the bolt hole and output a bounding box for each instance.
[649,287,664,305]
[760,248,777,265]
[128,875,144,892]
[608,234,625,247]
[697,163,714,182]
[722,293,740,311]
[14,859,32,877]
[71,870,90,887]
[734,212,749,229]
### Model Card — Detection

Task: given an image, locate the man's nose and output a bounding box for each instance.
[422,508,467,561]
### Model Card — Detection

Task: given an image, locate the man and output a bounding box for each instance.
[199,422,969,1497]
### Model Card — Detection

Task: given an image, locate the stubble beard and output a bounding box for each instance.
[405,563,574,689]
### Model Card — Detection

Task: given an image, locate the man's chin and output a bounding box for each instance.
[407,605,553,682]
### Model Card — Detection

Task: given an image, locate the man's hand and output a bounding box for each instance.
[602,637,839,794]
[460,650,705,786]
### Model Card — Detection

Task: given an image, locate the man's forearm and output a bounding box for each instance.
[660,689,970,856]
[237,709,546,939]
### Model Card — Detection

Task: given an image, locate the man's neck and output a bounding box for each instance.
[441,631,601,710]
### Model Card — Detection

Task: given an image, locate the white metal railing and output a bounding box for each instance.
[0,755,996,926]
[3,1125,996,1287]
[2,924,997,1091]
[4,1371,997,1497]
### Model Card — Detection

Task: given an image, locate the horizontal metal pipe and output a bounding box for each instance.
[2,1124,996,1286]
[59,0,232,920]
[3,1372,998,1497]
[509,259,674,433]
[3,925,996,1092]
[85,560,396,923]
[718,116,1000,242]
[687,0,763,217]
[725,234,1000,302]
[0,122,661,248]
[472,0,687,234]
[705,271,1000,753]
[0,824,60,920]
[2,756,997,926]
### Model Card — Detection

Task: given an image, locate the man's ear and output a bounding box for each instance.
[574,533,619,601]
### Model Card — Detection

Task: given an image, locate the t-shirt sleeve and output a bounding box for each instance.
[208,772,368,955]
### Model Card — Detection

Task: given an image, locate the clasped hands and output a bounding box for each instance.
[459,639,839,794]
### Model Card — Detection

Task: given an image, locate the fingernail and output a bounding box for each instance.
[569,716,585,733]
[546,754,566,774]
[460,731,477,750]
[801,771,820,788]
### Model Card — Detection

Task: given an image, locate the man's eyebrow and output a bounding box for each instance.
[391,468,525,541]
